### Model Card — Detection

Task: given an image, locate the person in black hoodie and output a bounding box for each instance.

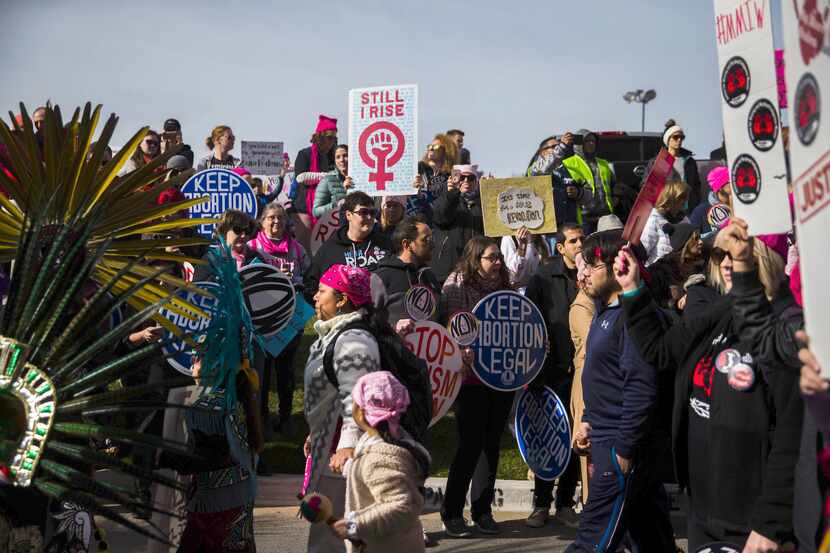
[431,165,484,284]
[523,222,584,528]
[722,217,825,553]
[374,215,441,328]
[303,191,393,301]
[613,229,803,552]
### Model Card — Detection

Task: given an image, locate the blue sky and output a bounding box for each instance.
[2,0,752,176]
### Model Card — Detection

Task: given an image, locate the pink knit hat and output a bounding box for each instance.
[320,264,371,307]
[352,371,410,438]
[315,115,338,134]
[707,166,729,193]
[756,233,789,261]
[231,166,251,177]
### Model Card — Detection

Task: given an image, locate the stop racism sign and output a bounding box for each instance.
[403,320,463,427]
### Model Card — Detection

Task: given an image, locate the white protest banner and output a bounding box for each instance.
[713,0,790,234]
[479,177,557,238]
[348,84,418,196]
[310,207,342,255]
[241,141,284,176]
[781,0,830,377]
[404,321,463,427]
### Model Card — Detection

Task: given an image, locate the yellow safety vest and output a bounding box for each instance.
[561,155,615,223]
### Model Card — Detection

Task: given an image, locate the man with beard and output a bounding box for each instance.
[566,231,676,553]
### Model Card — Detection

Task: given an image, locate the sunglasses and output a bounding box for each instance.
[710,247,732,264]
[350,208,377,219]
[321,132,337,139]
[459,174,476,183]
[671,134,686,141]
[480,253,504,263]
[231,225,254,236]
[427,144,444,152]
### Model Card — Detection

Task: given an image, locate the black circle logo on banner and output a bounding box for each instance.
[721,56,751,108]
[239,264,296,336]
[693,542,741,553]
[706,202,732,229]
[795,73,820,146]
[731,154,762,205]
[747,99,779,152]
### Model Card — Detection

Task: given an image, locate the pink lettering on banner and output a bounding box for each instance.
[404,321,463,427]
[796,149,830,225]
[715,0,767,46]
[775,49,788,109]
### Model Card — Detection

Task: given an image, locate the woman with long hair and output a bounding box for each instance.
[196,125,238,170]
[438,236,514,538]
[613,231,803,552]
[409,134,458,220]
[639,179,690,265]
[312,143,353,218]
[120,130,161,175]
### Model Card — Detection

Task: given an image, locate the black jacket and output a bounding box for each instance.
[303,225,393,301]
[622,287,802,543]
[374,256,442,326]
[293,145,335,214]
[525,256,578,386]
[431,189,483,284]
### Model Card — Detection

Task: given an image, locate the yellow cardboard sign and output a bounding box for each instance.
[480,176,557,237]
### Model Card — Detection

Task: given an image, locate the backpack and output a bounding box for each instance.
[323,319,432,442]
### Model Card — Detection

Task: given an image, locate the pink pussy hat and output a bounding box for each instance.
[315,115,338,134]
[707,166,729,193]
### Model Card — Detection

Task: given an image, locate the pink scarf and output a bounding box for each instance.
[248,230,297,258]
[305,144,322,227]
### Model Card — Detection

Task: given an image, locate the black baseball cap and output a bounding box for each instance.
[163,118,181,132]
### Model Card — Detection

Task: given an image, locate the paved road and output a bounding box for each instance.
[99,509,582,552]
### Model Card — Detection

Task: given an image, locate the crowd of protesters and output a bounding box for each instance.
[9,107,825,553]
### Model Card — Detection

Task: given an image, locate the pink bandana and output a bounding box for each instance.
[320,264,371,307]
[352,371,410,438]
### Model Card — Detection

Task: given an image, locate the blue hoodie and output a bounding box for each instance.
[581,300,658,458]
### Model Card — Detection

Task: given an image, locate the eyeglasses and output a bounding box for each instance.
[480,254,504,263]
[427,144,444,152]
[231,225,253,236]
[710,247,732,264]
[350,208,377,219]
[459,174,476,182]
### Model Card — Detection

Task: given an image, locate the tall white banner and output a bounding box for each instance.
[781,0,830,376]
[714,0,791,234]
[348,84,418,196]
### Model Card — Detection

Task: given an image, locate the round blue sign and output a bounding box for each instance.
[515,386,571,481]
[181,168,258,237]
[471,290,547,391]
[160,281,220,375]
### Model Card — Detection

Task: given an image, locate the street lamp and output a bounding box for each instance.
[623,89,657,132]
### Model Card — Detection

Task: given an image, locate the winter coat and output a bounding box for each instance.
[374,256,442,326]
[569,290,594,503]
[431,189,484,284]
[303,226,393,302]
[313,169,348,218]
[344,433,428,553]
[645,148,703,210]
[293,146,335,215]
[621,286,802,544]
[303,310,381,494]
[525,256,578,387]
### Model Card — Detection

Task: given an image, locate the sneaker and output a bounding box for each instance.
[525,508,550,528]
[442,517,473,538]
[554,506,579,528]
[473,513,500,535]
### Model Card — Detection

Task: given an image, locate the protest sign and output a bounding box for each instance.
[181,168,258,237]
[348,84,418,196]
[160,282,219,376]
[239,264,296,337]
[404,321,463,427]
[480,177,557,237]
[310,207,342,255]
[622,148,674,243]
[447,310,479,346]
[515,386,572,481]
[405,285,437,321]
[781,0,830,377]
[261,295,315,357]
[714,0,790,235]
[471,290,547,391]
[241,141,284,176]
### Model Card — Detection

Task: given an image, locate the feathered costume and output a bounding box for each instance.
[0,103,229,551]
